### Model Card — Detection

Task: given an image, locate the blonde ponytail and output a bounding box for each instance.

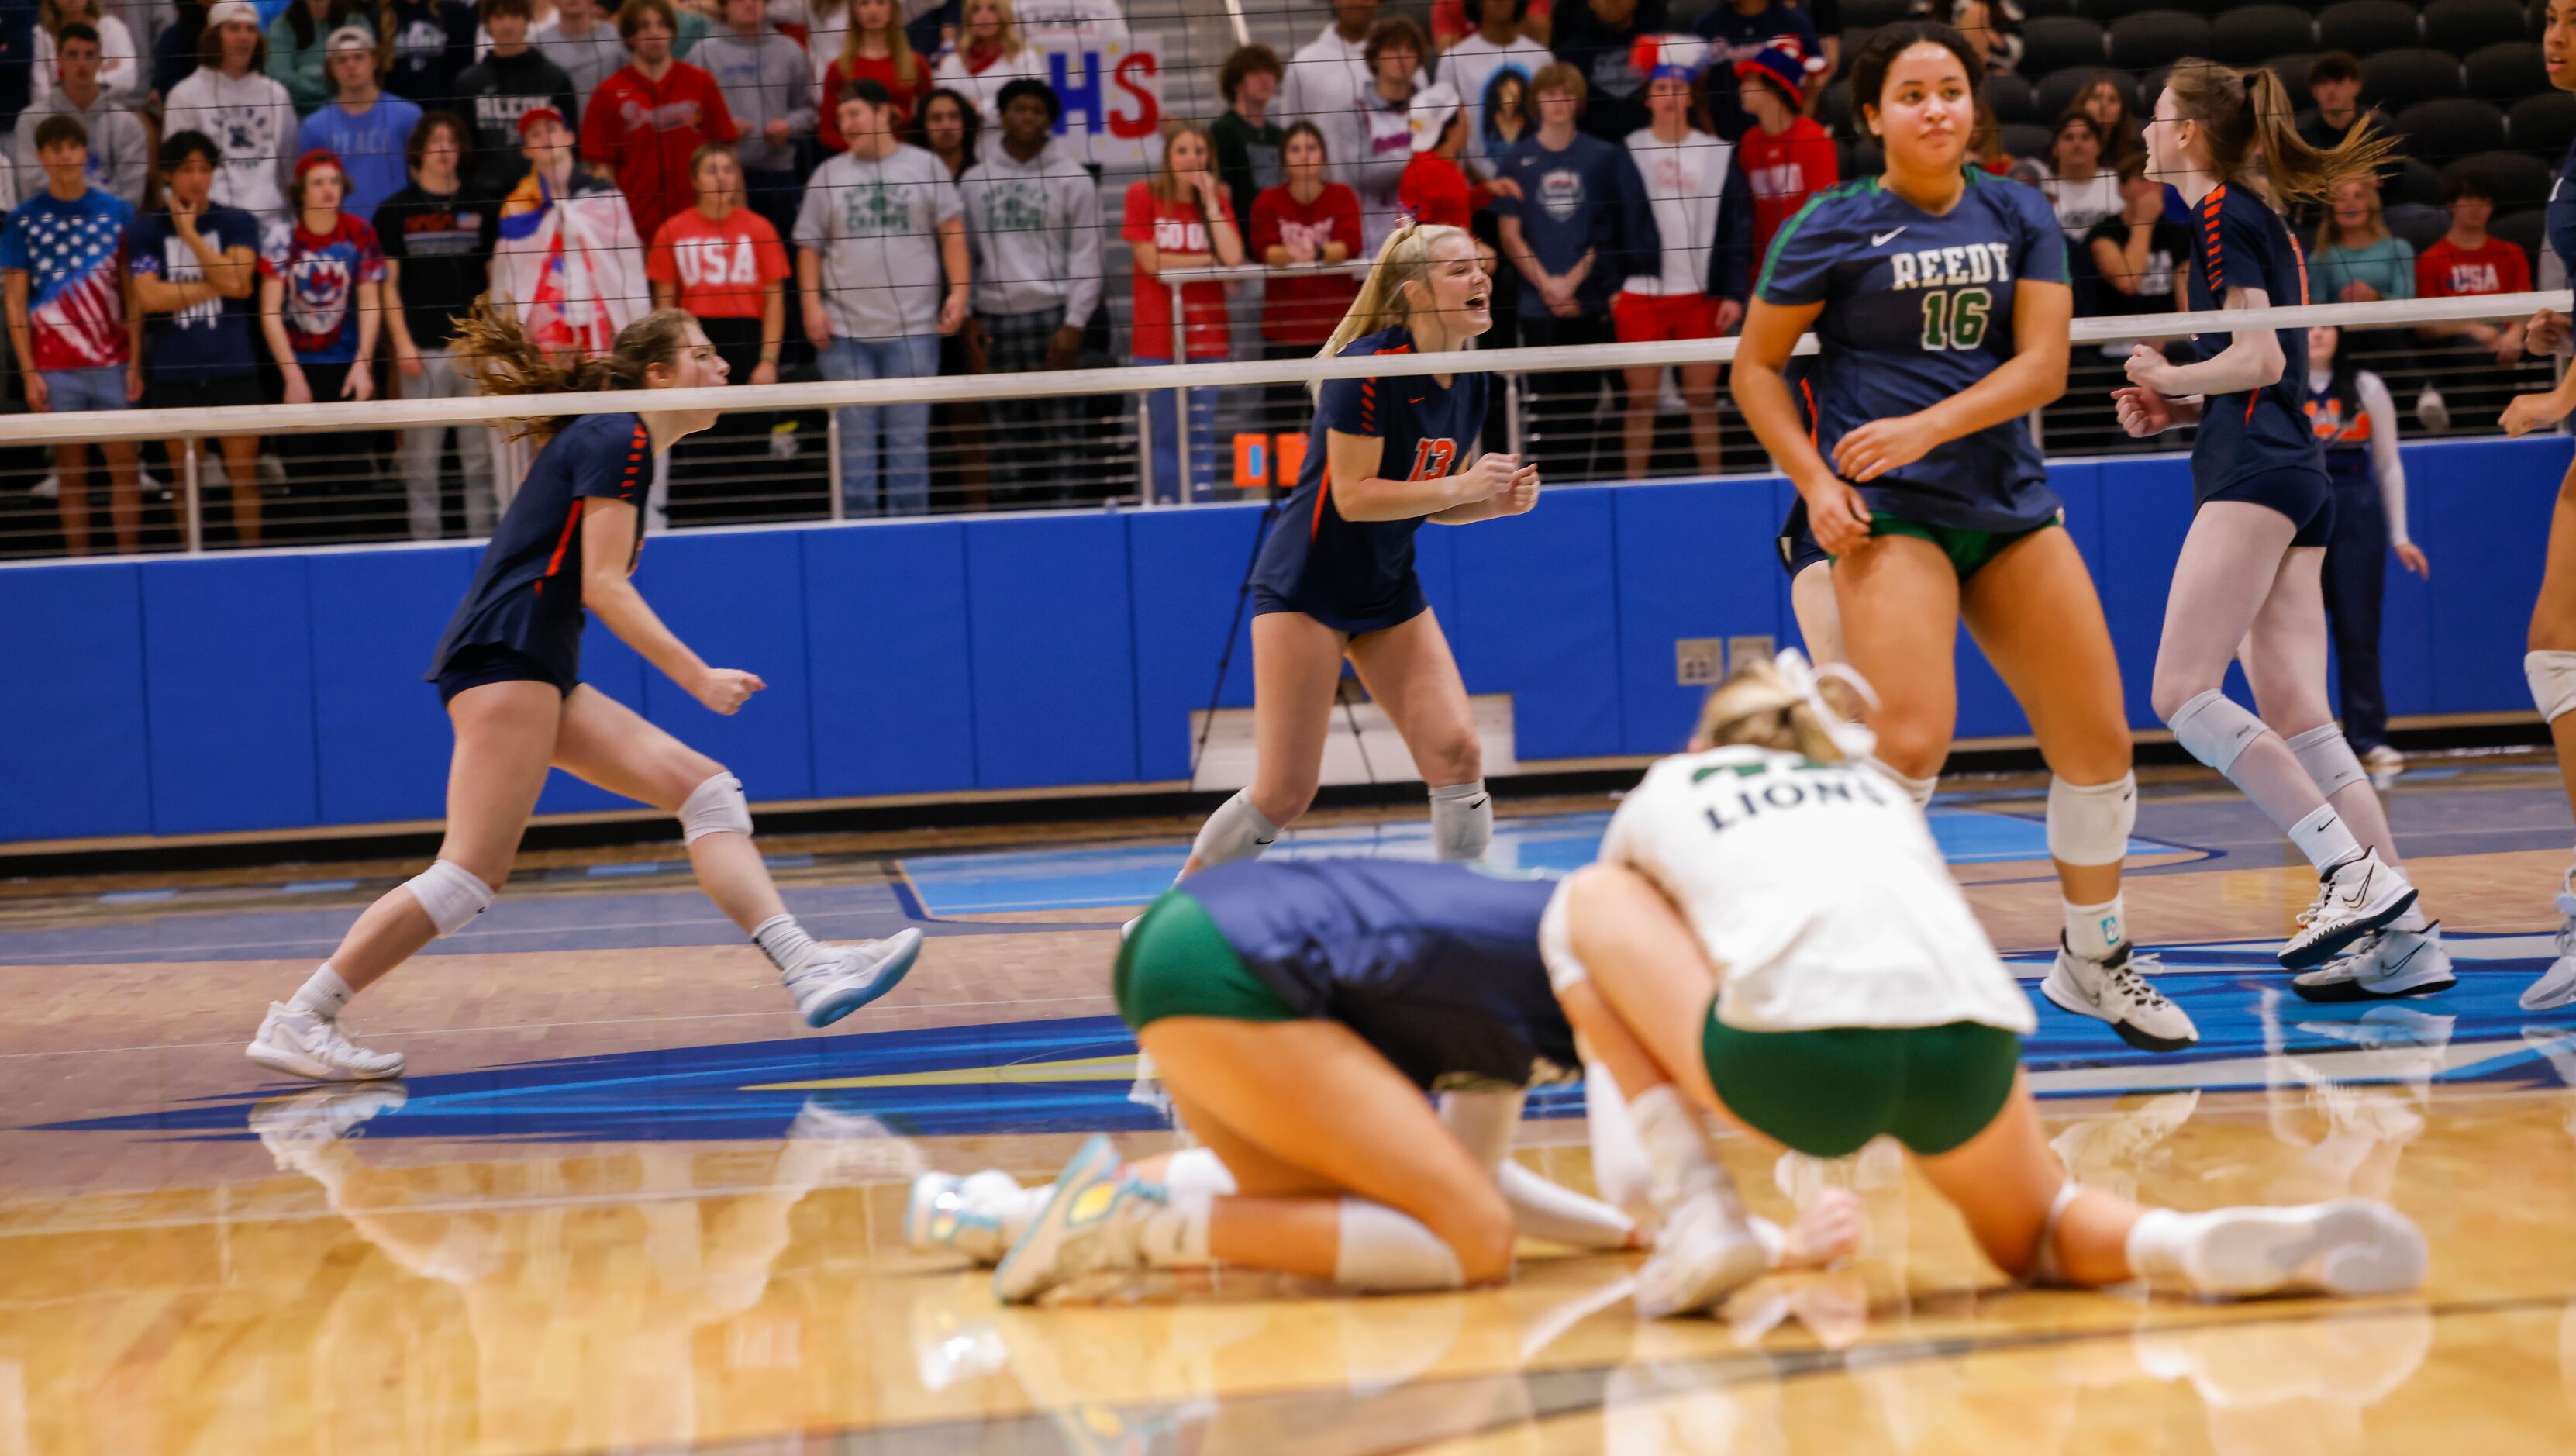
[1312,223,1474,390]
[2164,58,2396,205]
[452,302,704,444]
[1690,657,1850,762]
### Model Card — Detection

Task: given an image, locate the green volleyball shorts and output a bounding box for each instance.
[1700,1009,2023,1158]
[1112,889,1298,1031]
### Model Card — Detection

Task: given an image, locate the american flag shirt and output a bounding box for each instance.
[0,188,135,371]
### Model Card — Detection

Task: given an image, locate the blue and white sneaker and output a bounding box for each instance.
[2523,871,2576,1013]
[784,927,923,1027]
[906,1168,1038,1265]
[993,1134,1167,1304]
[2292,923,2456,1002]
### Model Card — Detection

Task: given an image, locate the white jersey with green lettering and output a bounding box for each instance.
[1598,744,2036,1035]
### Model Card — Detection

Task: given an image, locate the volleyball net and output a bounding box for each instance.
[0,287,2563,557]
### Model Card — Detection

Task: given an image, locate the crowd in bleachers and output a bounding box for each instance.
[0,0,2559,555]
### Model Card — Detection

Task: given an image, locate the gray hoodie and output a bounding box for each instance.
[14,86,150,209]
[957,134,1102,323]
[692,26,815,176]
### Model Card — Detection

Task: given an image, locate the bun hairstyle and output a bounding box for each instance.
[1690,657,1851,762]
[1312,222,1477,387]
[453,304,704,443]
[2160,57,2397,203]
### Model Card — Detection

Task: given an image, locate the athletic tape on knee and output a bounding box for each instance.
[2028,1180,2084,1287]
[2046,773,2136,867]
[2285,724,2368,799]
[1161,1147,1239,1199]
[1866,757,1938,808]
[406,859,495,937]
[1537,881,1588,992]
[1333,1198,1467,1292]
[678,772,753,843]
[1437,1086,1526,1174]
[1188,789,1280,868]
[1429,779,1492,862]
[2166,690,2267,775]
[2529,651,2576,723]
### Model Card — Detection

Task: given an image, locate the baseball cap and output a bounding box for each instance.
[517,105,567,136]
[326,25,374,54]
[1409,82,1462,154]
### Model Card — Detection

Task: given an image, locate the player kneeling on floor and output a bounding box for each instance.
[960,856,1859,1304]
[1547,653,2426,1308]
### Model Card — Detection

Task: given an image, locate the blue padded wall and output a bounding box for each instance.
[309,547,478,826]
[0,562,149,840]
[3,436,2566,844]
[141,555,317,835]
[804,520,976,799]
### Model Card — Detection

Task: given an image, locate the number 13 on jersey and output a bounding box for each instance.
[1404,439,1458,481]
[1919,288,1992,351]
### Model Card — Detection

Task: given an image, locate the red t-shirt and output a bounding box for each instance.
[647,205,789,318]
[2416,234,2533,298]
[1249,181,1363,346]
[1124,180,1237,360]
[1398,153,1481,231]
[817,53,933,151]
[580,61,739,248]
[1740,116,1838,274]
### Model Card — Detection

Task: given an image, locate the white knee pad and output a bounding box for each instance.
[2530,650,2576,723]
[405,859,495,937]
[2046,773,2136,867]
[1333,1198,1467,1292]
[1429,779,1492,862]
[678,772,753,843]
[2029,1180,2083,1287]
[2166,689,2267,775]
[1187,788,1281,868]
[1866,757,1938,808]
[1538,879,1588,992]
[2285,724,2367,798]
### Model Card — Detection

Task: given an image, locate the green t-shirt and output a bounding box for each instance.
[1211,109,1285,234]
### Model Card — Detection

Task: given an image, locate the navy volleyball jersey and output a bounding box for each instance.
[1756,171,2067,533]
[2553,138,2576,278]
[1250,326,1489,631]
[2305,378,2374,491]
[2181,183,2326,494]
[1183,857,1578,1092]
[426,412,655,683]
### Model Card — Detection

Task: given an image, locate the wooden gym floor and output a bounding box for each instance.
[6,758,2576,1454]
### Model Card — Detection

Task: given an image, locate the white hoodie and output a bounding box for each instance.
[163,66,299,228]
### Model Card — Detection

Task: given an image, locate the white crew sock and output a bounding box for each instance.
[1629,1084,1726,1213]
[1495,1160,1636,1249]
[2286,804,2365,876]
[1333,1197,1467,1290]
[2064,895,2124,961]
[1134,1190,1212,1267]
[751,913,825,975]
[288,964,353,1020]
[1160,1146,1240,1199]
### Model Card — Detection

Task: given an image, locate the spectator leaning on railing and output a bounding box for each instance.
[377,110,500,537]
[453,0,574,197]
[4,112,143,557]
[581,0,736,247]
[133,128,266,545]
[267,0,374,115]
[649,139,788,502]
[796,77,966,517]
[695,0,812,245]
[164,2,301,229]
[2312,173,2416,387]
[1248,118,1359,427]
[14,22,148,207]
[259,147,382,508]
[2412,167,2535,433]
[1733,41,1829,273]
[959,76,1099,507]
[302,24,421,223]
[1124,118,1241,502]
[1617,33,1748,481]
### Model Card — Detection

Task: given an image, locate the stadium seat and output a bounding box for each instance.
[1843,138,1886,178]
[2036,65,2136,122]
[2385,201,2451,250]
[2494,207,2547,267]
[2019,0,2084,16]
[2361,49,2464,112]
[2317,0,2423,56]
[2510,90,2576,158]
[2395,97,2512,164]
[1835,27,1876,79]
[2447,149,2554,209]
[1988,71,2037,123]
[2265,53,2317,111]
[2002,121,2057,160]
[2423,0,2529,53]
[1843,0,1917,27]
[1820,79,1854,134]
[2139,64,2175,109]
[2021,16,2110,75]
[2107,11,2212,71]
[2465,42,2549,104]
[2387,156,2445,208]
[2088,0,2175,22]
[2210,5,2316,66]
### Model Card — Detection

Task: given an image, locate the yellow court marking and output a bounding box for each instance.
[745,1053,1143,1092]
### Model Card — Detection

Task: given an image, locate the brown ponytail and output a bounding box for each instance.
[2162,58,2397,205]
[453,303,703,443]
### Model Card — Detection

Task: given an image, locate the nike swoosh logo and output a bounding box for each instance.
[1871,228,1907,247]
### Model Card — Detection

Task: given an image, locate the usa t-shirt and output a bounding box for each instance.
[647,205,788,319]
[0,188,135,371]
[260,214,388,364]
[2414,234,2532,299]
[129,203,261,381]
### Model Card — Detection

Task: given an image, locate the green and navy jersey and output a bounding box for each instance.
[2181,182,2327,492]
[1251,326,1489,626]
[1756,170,2068,533]
[2550,137,2576,276]
[1181,857,1579,1092]
[427,411,654,683]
